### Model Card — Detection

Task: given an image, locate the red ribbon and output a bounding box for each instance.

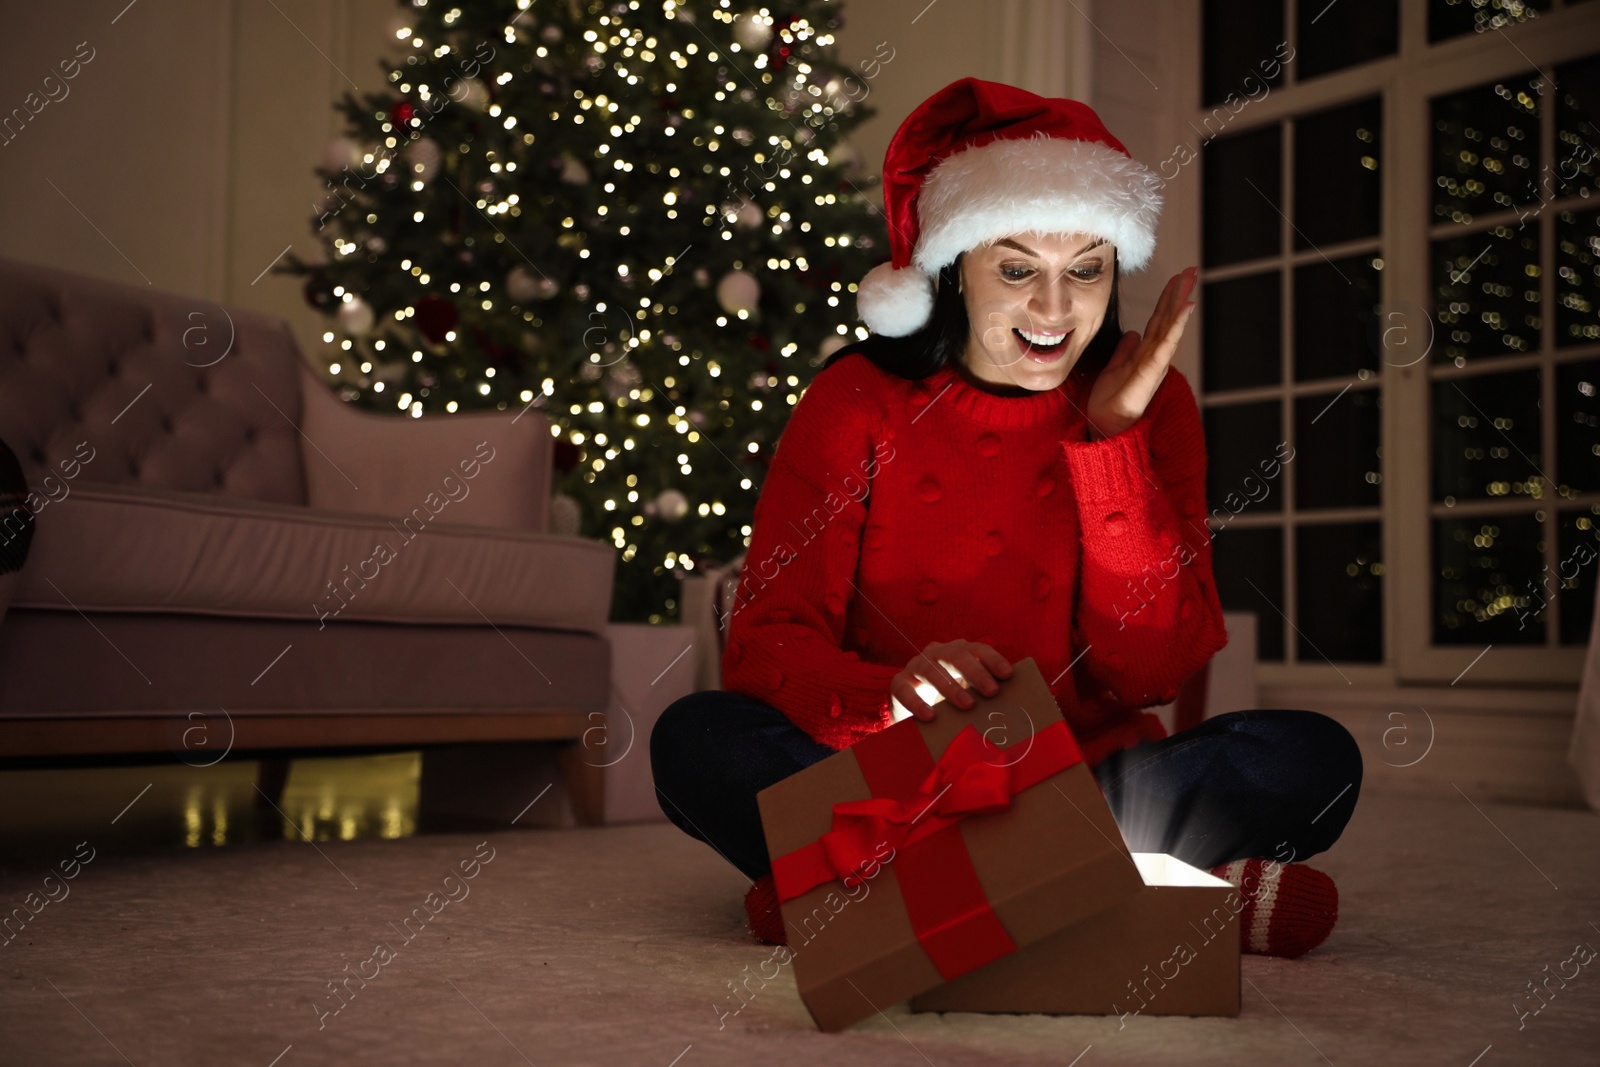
[771,718,1083,980]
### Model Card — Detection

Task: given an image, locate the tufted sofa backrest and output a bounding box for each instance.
[0,257,309,506]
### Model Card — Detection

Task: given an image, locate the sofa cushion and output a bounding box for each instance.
[298,364,551,534]
[0,609,610,717]
[12,483,613,634]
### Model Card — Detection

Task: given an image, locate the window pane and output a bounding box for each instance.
[1294,97,1383,249]
[1202,0,1288,108]
[1296,0,1398,80]
[1295,387,1382,509]
[1203,271,1281,390]
[1433,511,1546,644]
[1432,224,1542,365]
[1556,206,1600,347]
[1296,521,1383,662]
[1432,368,1543,502]
[1428,0,1550,44]
[1293,253,1384,381]
[1556,358,1600,495]
[1204,125,1283,267]
[1205,400,1284,514]
[1554,54,1600,202]
[1558,505,1600,645]
[1211,525,1285,661]
[1431,71,1543,224]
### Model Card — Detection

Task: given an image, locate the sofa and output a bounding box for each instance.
[0,256,616,826]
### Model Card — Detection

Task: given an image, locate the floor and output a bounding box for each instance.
[1,762,1596,1066]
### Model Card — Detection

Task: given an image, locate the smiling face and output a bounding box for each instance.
[957,231,1117,393]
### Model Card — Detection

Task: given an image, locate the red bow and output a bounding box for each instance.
[772,721,1079,902]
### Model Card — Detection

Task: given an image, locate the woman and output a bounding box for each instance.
[651,78,1361,959]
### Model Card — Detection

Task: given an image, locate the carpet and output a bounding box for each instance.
[1,792,1595,1066]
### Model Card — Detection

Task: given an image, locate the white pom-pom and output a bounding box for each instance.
[856,261,934,337]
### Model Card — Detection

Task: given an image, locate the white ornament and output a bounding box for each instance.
[716,270,761,316]
[604,361,642,401]
[505,265,543,303]
[405,137,442,183]
[549,493,581,537]
[735,200,763,229]
[560,157,591,185]
[732,13,773,51]
[324,137,364,173]
[452,77,491,111]
[656,488,689,523]
[337,296,375,337]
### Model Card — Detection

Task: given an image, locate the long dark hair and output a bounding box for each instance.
[821,248,1124,385]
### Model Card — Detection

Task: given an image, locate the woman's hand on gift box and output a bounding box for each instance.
[890,640,1014,722]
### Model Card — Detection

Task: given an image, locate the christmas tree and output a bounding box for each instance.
[279,0,885,624]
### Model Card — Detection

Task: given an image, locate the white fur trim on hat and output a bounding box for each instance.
[856,260,935,338]
[914,134,1163,276]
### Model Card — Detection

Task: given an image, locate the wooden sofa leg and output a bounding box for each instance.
[255,757,292,809]
[558,741,606,827]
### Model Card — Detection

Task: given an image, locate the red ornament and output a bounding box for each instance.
[413,296,458,344]
[391,100,415,127]
[553,439,582,475]
[768,15,799,72]
[469,325,517,366]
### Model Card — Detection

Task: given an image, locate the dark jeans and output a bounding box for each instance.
[650,689,1363,882]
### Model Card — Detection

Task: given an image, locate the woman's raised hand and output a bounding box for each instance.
[889,640,1015,722]
[1084,266,1198,441]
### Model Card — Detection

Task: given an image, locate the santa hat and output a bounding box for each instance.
[856,78,1164,337]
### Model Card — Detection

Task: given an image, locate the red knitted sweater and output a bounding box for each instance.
[720,349,1229,766]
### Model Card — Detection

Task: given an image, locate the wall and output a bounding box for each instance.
[830,0,1090,194]
[0,0,1086,362]
[0,0,396,360]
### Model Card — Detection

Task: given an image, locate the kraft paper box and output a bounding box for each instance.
[910,852,1241,1019]
[755,657,1143,1033]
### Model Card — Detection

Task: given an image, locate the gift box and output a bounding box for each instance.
[754,657,1144,1032]
[910,851,1241,1019]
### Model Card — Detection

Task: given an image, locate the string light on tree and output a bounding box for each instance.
[278,0,881,623]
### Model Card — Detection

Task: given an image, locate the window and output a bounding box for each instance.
[1428,52,1600,649]
[1195,0,1600,686]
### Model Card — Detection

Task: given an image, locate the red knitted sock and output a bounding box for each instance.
[743,873,788,946]
[1209,859,1339,958]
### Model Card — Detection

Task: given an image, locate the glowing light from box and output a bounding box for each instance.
[1132,853,1231,888]
[888,660,969,723]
